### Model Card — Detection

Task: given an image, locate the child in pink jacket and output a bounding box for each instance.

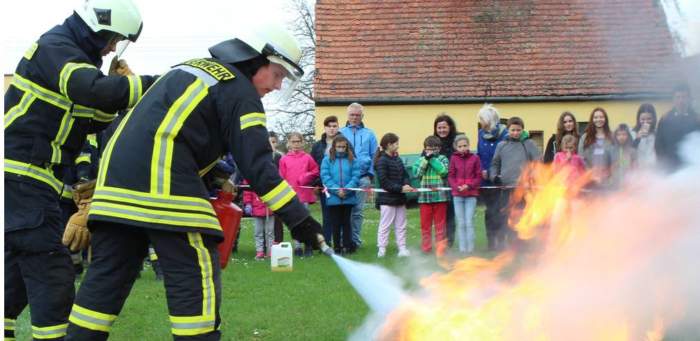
[447,134,482,254]
[279,132,320,256]
[553,134,586,185]
[279,132,320,204]
[242,180,274,260]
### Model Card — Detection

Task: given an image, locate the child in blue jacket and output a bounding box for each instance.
[321,135,362,254]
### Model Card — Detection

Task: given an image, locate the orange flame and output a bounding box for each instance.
[377,162,697,340]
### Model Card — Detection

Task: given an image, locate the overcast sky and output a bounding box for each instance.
[1,0,295,75]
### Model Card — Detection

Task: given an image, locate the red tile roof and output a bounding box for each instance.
[315,0,683,104]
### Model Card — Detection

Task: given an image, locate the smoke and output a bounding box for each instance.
[660,0,700,57]
[339,133,700,340]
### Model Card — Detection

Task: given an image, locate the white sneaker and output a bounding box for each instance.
[397,248,410,257]
[377,248,386,258]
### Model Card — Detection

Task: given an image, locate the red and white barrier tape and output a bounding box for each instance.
[235,184,518,193]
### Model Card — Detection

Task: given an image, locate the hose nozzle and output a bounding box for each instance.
[317,234,334,256]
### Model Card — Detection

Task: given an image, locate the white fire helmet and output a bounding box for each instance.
[75,0,143,57]
[209,22,304,100]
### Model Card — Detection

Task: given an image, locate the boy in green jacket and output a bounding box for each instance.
[412,136,450,253]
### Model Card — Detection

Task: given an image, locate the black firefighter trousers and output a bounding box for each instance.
[65,221,221,340]
[5,179,75,340]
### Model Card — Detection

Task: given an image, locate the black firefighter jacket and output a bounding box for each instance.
[88,58,309,239]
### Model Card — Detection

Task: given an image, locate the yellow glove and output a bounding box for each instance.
[72,180,96,206]
[108,57,134,76]
[63,202,91,252]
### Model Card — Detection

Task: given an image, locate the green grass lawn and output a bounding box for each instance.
[15,205,489,340]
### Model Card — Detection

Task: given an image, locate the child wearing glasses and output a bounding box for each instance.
[279,132,319,256]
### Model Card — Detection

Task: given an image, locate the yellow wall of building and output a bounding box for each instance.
[316,100,673,155]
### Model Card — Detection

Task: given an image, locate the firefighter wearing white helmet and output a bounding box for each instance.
[4,0,156,339]
[65,23,328,340]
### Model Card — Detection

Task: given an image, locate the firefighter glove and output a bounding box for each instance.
[72,179,96,206]
[63,202,91,252]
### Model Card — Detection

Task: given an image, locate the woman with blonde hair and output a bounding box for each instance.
[476,103,508,251]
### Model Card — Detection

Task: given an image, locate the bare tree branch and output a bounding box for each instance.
[268,0,316,138]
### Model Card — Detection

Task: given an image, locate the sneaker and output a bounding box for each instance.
[294,248,303,257]
[398,248,410,257]
[255,251,265,260]
[377,248,386,258]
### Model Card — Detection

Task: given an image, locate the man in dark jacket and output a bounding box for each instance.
[311,115,340,243]
[4,1,155,339]
[655,83,700,171]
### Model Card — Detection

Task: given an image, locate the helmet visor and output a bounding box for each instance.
[115,40,130,59]
[275,76,301,102]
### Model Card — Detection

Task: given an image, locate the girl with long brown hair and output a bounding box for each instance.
[578,108,615,187]
[543,111,579,163]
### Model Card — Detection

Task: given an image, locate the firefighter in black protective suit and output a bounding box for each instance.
[65,22,330,341]
[3,0,156,339]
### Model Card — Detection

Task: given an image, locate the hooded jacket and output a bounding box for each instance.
[279,150,319,204]
[339,122,377,177]
[320,154,362,206]
[477,124,509,185]
[448,151,482,197]
[490,137,541,186]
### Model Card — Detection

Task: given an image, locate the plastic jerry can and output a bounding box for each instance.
[271,242,293,272]
[211,190,242,269]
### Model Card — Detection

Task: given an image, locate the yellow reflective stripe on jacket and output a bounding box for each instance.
[61,184,74,200]
[73,104,117,123]
[98,73,168,187]
[11,73,71,110]
[93,109,116,122]
[151,79,209,195]
[127,75,143,108]
[59,62,97,100]
[4,91,37,129]
[75,152,91,164]
[240,112,266,130]
[148,247,158,261]
[31,323,68,339]
[4,159,62,193]
[24,42,38,60]
[69,304,117,332]
[170,314,216,336]
[198,158,220,177]
[89,201,221,230]
[260,181,295,211]
[50,110,74,164]
[87,134,98,148]
[4,318,16,330]
[94,187,215,214]
[71,105,95,119]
